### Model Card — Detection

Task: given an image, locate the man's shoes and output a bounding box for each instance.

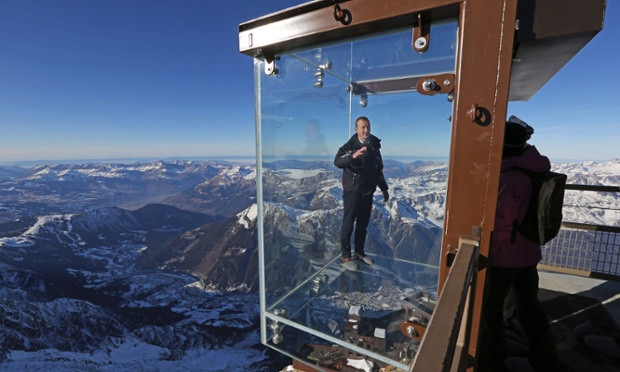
[354,253,374,266]
[341,257,358,271]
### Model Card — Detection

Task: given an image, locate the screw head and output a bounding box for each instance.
[422,79,437,92]
[414,37,427,50]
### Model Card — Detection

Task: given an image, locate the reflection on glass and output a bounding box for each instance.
[257,20,457,370]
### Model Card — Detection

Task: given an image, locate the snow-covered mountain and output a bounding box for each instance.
[161,164,257,216]
[0,203,285,371]
[0,161,254,224]
[0,165,28,181]
[0,158,618,371]
[0,161,277,371]
[554,159,620,226]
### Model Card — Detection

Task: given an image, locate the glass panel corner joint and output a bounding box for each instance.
[259,48,279,76]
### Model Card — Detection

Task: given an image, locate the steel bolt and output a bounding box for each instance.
[422,79,437,92]
[414,37,427,50]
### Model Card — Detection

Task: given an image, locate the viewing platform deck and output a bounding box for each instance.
[532,271,619,371]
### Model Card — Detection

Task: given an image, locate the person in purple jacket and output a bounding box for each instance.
[480,116,560,372]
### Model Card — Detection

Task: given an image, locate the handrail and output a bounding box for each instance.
[561,221,620,233]
[410,235,480,372]
[565,184,620,192]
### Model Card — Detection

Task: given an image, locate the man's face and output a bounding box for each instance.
[355,119,370,143]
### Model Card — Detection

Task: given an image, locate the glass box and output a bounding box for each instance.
[255,20,458,370]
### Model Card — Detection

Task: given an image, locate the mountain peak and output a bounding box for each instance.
[237,204,257,229]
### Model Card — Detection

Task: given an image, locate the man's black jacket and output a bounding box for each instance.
[334,134,388,194]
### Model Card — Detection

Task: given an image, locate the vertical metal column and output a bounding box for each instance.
[440,0,519,367]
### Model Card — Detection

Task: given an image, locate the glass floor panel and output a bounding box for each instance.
[264,254,438,370]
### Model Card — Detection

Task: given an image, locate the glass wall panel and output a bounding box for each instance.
[257,20,457,370]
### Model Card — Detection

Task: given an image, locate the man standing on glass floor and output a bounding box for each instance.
[334,116,389,271]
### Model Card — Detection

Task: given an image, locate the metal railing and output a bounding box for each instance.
[539,184,620,280]
[540,222,620,280]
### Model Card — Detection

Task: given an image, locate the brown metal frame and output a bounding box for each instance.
[444,2,518,366]
[239,0,605,370]
[239,0,461,59]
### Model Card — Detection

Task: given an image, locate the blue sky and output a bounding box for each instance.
[509,1,620,162]
[0,1,618,164]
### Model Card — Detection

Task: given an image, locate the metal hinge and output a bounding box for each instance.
[416,73,455,96]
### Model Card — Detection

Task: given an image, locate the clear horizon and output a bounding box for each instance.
[1,155,617,169]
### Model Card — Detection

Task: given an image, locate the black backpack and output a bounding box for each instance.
[511,168,567,244]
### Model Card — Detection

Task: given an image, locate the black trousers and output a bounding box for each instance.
[480,266,558,371]
[340,190,374,258]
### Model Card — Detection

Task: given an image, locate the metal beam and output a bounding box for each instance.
[239,0,460,58]
[440,0,519,367]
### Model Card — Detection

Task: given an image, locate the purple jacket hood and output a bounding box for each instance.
[501,145,550,174]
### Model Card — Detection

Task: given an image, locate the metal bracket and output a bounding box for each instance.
[260,48,278,76]
[477,254,490,271]
[416,73,455,96]
[445,245,457,268]
[348,83,369,107]
[446,230,482,268]
[412,13,430,53]
[401,320,427,341]
[347,82,368,96]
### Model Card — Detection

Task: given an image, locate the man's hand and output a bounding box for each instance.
[352,147,367,159]
[382,190,389,202]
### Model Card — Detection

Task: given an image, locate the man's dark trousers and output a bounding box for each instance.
[340,190,373,259]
